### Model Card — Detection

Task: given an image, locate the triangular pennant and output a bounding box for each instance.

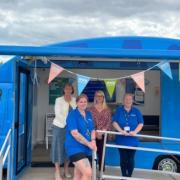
[77,75,90,95]
[157,61,173,79]
[104,80,117,98]
[48,63,64,84]
[131,72,145,92]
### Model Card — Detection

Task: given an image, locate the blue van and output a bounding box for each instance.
[0,36,180,179]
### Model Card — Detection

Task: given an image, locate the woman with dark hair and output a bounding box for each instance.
[51,83,76,180]
[65,94,97,180]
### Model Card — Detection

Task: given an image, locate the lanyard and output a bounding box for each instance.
[124,109,130,126]
[81,113,91,137]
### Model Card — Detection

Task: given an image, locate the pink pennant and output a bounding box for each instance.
[48,63,64,84]
[131,72,145,92]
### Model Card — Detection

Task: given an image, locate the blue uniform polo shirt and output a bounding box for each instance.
[65,108,95,157]
[113,106,144,147]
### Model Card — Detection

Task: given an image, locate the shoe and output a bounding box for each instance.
[64,172,72,178]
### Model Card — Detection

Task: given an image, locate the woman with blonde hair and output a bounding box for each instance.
[89,90,112,171]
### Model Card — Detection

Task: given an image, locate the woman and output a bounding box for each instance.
[65,94,97,180]
[112,93,144,177]
[51,83,76,180]
[89,90,112,172]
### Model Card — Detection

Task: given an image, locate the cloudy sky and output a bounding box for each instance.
[0,0,180,61]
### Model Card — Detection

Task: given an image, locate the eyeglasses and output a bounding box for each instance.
[96,95,104,98]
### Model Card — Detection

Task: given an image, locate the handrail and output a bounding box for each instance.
[97,130,180,142]
[105,144,180,155]
[0,129,11,156]
[92,130,180,180]
[0,129,12,180]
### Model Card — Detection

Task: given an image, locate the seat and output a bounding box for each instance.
[45,113,55,149]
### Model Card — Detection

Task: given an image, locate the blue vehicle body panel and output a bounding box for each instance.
[0,36,180,59]
[0,57,32,179]
[0,59,16,140]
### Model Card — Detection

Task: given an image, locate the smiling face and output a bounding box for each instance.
[95,92,104,104]
[77,97,88,111]
[123,94,133,109]
[64,84,73,96]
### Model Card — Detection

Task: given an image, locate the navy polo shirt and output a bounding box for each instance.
[65,108,95,157]
[113,106,144,147]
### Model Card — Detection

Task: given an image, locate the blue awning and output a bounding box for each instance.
[0,45,180,60]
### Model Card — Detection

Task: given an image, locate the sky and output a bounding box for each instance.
[0,0,180,62]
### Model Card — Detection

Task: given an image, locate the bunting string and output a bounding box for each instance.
[47,59,173,95]
[48,60,162,81]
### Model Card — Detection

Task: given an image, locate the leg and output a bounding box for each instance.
[73,167,82,180]
[73,158,92,180]
[51,126,61,180]
[96,137,105,171]
[119,148,128,177]
[64,160,72,178]
[54,163,62,180]
[127,149,136,177]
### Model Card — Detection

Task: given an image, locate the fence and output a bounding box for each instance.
[92,130,180,180]
[0,129,11,180]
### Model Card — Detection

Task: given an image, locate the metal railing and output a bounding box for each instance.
[0,129,12,180]
[92,130,180,180]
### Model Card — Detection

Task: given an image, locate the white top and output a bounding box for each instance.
[53,96,76,128]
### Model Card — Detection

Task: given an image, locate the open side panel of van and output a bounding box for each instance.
[0,57,32,179]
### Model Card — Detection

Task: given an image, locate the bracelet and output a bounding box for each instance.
[91,138,96,141]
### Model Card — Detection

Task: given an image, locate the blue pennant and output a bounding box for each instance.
[157,61,173,79]
[77,75,90,95]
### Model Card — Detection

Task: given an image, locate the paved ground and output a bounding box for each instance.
[18,167,180,180]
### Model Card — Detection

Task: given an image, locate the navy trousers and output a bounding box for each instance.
[118,148,136,177]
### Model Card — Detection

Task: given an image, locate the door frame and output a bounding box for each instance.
[15,66,30,174]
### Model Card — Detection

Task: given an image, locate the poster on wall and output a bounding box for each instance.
[134,87,144,105]
[125,78,144,105]
[49,77,69,105]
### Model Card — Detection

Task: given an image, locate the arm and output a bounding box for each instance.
[71,130,90,146]
[112,121,128,135]
[91,130,96,141]
[103,109,112,131]
[91,130,97,151]
[129,109,144,136]
[71,130,97,151]
[54,98,67,119]
[129,123,143,136]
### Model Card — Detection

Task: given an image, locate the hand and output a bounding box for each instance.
[121,130,129,136]
[91,140,97,151]
[88,141,97,151]
[129,131,137,136]
[96,132,103,140]
[107,134,114,141]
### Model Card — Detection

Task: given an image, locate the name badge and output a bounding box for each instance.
[124,126,130,132]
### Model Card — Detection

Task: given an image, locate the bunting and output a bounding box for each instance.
[157,61,172,79]
[104,80,117,98]
[77,75,90,95]
[46,61,175,95]
[131,72,145,92]
[48,63,64,84]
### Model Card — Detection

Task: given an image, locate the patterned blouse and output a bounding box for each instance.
[89,106,112,130]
